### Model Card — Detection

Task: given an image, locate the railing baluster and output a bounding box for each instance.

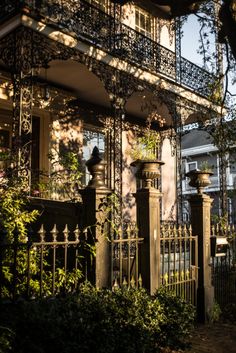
[26,227,34,299]
[51,224,58,295]
[63,224,69,288]
[127,224,131,287]
[119,227,123,287]
[111,231,114,288]
[74,225,80,290]
[135,224,139,286]
[12,227,19,301]
[38,224,46,298]
[84,228,88,281]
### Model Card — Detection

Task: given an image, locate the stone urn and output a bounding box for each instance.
[130,159,164,189]
[85,146,106,188]
[186,169,213,194]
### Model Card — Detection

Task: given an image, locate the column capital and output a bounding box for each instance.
[189,193,213,206]
[133,188,162,200]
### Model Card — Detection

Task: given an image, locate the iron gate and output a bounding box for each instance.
[211,224,236,307]
[160,222,198,305]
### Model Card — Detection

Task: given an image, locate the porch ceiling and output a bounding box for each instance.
[39,59,172,124]
[39,60,111,108]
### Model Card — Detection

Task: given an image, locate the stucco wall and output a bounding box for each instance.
[161,137,177,220]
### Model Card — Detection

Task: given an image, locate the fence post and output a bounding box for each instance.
[133,161,163,294]
[189,192,214,322]
[80,147,111,288]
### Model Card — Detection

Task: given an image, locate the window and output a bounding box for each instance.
[82,128,106,186]
[88,0,109,12]
[135,7,154,39]
[186,161,197,172]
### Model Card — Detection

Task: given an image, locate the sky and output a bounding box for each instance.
[181,15,212,68]
[181,15,236,96]
[181,16,202,65]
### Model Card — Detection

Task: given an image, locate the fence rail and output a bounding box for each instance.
[160,222,198,305]
[0,224,88,301]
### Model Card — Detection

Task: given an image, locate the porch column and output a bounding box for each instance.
[134,184,162,295]
[11,29,34,185]
[110,96,125,227]
[80,147,111,288]
[189,193,214,322]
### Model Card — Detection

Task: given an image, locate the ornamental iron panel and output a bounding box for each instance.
[160,222,198,305]
[0,224,87,301]
[180,57,214,97]
[111,222,143,289]
[0,0,215,98]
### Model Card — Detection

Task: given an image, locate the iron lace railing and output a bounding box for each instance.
[0,0,215,98]
[160,222,198,305]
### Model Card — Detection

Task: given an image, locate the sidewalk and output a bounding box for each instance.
[185,322,236,353]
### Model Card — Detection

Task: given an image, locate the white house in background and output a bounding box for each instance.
[182,129,236,223]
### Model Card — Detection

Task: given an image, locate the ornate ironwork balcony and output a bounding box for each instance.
[0,0,214,98]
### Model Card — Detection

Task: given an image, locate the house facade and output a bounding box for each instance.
[182,129,236,223]
[0,0,219,224]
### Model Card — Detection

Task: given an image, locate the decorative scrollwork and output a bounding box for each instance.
[0,0,215,98]
[180,57,214,97]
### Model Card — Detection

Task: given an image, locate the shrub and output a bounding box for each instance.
[221,303,236,323]
[0,283,195,353]
[154,287,196,349]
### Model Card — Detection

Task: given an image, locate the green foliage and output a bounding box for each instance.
[37,149,83,201]
[1,244,83,300]
[0,326,14,353]
[154,287,196,349]
[0,171,83,299]
[0,284,195,353]
[207,301,222,323]
[0,175,39,241]
[130,129,160,161]
[199,160,213,172]
[95,192,121,238]
[211,214,229,229]
[222,303,236,323]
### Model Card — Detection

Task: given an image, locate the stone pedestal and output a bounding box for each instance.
[81,146,111,288]
[80,188,110,288]
[189,193,214,322]
[134,187,162,294]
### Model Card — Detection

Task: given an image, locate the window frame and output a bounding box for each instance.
[186,161,197,173]
[88,0,109,13]
[82,124,109,187]
[134,6,156,40]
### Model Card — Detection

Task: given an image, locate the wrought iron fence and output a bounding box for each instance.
[0,224,88,301]
[211,223,236,307]
[0,0,215,98]
[160,222,198,305]
[111,223,143,289]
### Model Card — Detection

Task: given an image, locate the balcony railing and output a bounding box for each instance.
[0,0,215,98]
